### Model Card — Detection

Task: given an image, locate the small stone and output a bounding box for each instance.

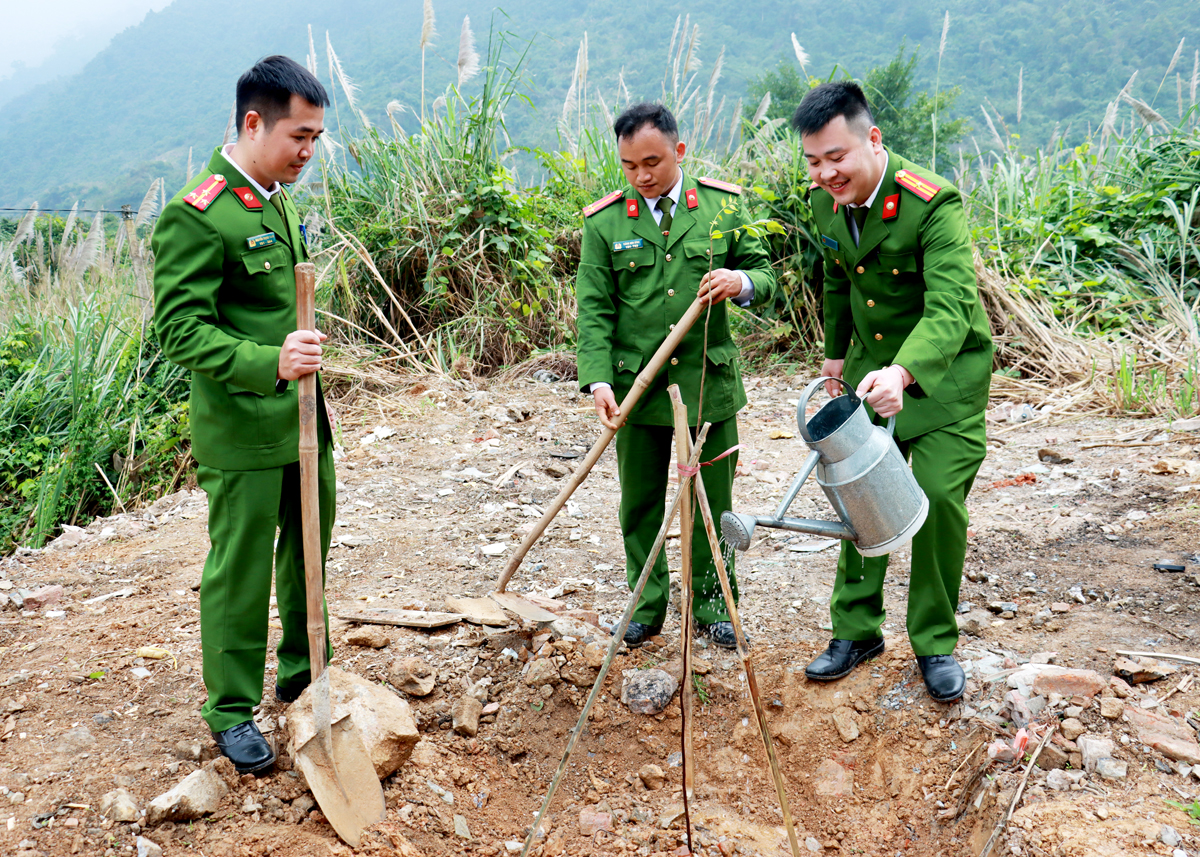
[987,601,1019,615]
[389,657,436,697]
[454,814,471,839]
[1100,697,1123,719]
[100,788,140,822]
[1031,668,1106,699]
[578,807,613,836]
[638,764,665,790]
[1077,735,1116,773]
[1029,651,1057,665]
[24,584,64,610]
[452,695,482,738]
[1114,656,1177,684]
[146,765,230,824]
[172,740,202,762]
[806,836,821,852]
[1095,806,1109,820]
[957,610,992,636]
[1161,825,1182,847]
[1059,718,1086,741]
[813,759,853,797]
[1035,744,1069,771]
[1046,770,1072,790]
[582,641,608,670]
[1050,602,1070,613]
[292,795,315,815]
[1095,757,1127,780]
[525,658,561,687]
[346,626,390,649]
[831,706,860,742]
[1124,706,1200,764]
[135,836,162,857]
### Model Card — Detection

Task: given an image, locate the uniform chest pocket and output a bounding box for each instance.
[238,244,293,306]
[611,246,657,299]
[683,236,728,267]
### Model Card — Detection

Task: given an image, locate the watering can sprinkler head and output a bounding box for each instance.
[721,511,759,552]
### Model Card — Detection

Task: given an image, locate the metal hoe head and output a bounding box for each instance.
[720,511,758,552]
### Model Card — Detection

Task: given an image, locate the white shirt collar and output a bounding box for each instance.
[641,168,683,214]
[222,143,280,200]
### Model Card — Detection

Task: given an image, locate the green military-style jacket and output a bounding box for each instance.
[576,172,776,426]
[152,147,325,471]
[813,149,993,441]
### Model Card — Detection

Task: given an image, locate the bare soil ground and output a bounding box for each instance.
[2,372,1200,857]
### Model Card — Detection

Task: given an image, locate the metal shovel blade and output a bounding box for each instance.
[293,676,385,848]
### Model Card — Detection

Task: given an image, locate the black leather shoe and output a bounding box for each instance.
[275,683,307,704]
[624,621,663,646]
[212,720,275,774]
[805,637,885,681]
[698,621,745,649]
[917,655,966,702]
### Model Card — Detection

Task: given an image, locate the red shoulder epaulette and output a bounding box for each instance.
[698,176,742,195]
[894,169,940,202]
[183,174,227,211]
[583,190,623,218]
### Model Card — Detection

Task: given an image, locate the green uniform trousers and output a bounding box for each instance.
[197,437,335,733]
[830,409,986,656]
[617,416,739,626]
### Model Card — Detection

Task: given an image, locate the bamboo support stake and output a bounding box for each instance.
[691,465,803,857]
[295,262,327,680]
[495,297,710,594]
[669,386,697,813]
[519,425,711,857]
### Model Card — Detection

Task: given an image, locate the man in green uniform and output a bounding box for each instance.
[576,103,776,648]
[152,56,333,772]
[792,82,992,701]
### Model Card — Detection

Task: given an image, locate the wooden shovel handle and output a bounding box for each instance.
[495,296,709,593]
[295,262,326,681]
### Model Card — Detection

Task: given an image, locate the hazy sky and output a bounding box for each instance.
[0,0,172,79]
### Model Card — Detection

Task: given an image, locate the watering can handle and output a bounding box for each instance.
[797,376,896,436]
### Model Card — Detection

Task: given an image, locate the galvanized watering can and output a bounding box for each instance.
[721,377,928,557]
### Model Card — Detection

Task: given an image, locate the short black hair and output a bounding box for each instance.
[236,55,330,133]
[613,102,679,143]
[791,81,875,138]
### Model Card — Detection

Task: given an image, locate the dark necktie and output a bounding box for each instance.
[270,192,288,231]
[850,205,868,245]
[656,197,673,237]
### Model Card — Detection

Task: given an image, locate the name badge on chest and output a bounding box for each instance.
[612,238,644,252]
[246,232,276,250]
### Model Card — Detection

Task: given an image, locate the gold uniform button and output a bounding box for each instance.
[849,338,854,346]
[264,261,271,270]
[629,261,635,268]
[875,333,883,341]
[706,248,711,256]
[834,259,841,266]
[665,253,673,261]
[856,265,865,274]
[670,357,679,366]
[892,268,900,275]
[667,289,675,297]
[669,324,676,331]
[618,360,625,367]
[867,299,875,307]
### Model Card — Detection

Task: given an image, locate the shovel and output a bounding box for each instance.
[292,262,385,847]
[491,296,709,617]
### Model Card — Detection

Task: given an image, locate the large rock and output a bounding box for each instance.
[831,707,860,743]
[525,658,561,687]
[1114,656,1177,684]
[1076,735,1116,773]
[1030,667,1107,699]
[621,669,679,715]
[24,585,64,610]
[287,668,419,779]
[389,657,436,697]
[1125,706,1200,764]
[146,767,229,825]
[452,695,482,738]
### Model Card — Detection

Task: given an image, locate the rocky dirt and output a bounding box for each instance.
[2,372,1200,857]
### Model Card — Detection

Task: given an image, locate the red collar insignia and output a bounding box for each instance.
[232,187,262,209]
[626,198,639,218]
[882,193,900,220]
[685,188,698,210]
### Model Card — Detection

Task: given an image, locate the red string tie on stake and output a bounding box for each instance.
[676,444,742,477]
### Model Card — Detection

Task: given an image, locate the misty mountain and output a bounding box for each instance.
[1,0,1196,208]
